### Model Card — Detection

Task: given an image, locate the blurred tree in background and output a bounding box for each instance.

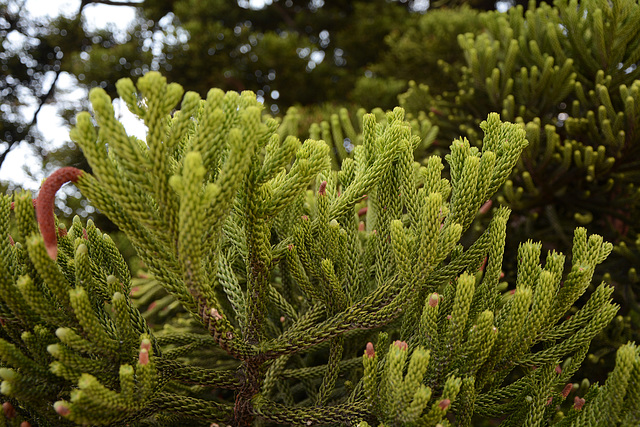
[74,0,420,110]
[1,0,542,179]
[0,0,84,167]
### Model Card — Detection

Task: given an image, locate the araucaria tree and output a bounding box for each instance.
[0,72,638,426]
[397,0,640,326]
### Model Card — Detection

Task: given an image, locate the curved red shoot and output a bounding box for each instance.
[35,167,83,259]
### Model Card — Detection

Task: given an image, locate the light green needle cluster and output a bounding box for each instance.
[0,72,637,426]
[309,105,439,170]
[0,194,156,425]
[363,341,453,426]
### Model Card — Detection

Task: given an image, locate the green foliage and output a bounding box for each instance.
[0,192,148,425]
[398,0,640,334]
[283,104,437,173]
[353,6,483,110]
[0,72,637,426]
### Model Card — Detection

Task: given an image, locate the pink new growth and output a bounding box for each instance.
[358,222,365,232]
[54,402,71,416]
[2,402,15,418]
[139,348,149,365]
[561,383,573,398]
[36,167,84,259]
[439,399,450,410]
[365,342,375,358]
[480,256,488,272]
[393,340,408,351]
[140,339,151,352]
[428,293,439,307]
[318,181,327,196]
[555,365,562,374]
[358,206,368,217]
[573,396,585,410]
[479,199,493,214]
[211,308,223,320]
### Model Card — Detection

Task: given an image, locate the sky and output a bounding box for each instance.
[0,0,144,190]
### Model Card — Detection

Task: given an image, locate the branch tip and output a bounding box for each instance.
[2,402,15,418]
[318,180,327,196]
[35,167,84,259]
[139,348,149,365]
[439,398,450,410]
[365,342,375,358]
[561,383,573,398]
[54,401,70,416]
[428,293,439,307]
[393,340,408,351]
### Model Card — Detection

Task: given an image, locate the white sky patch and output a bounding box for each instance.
[113,99,149,141]
[22,0,77,18]
[24,0,138,29]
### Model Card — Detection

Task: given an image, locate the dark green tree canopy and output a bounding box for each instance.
[1,0,545,172]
